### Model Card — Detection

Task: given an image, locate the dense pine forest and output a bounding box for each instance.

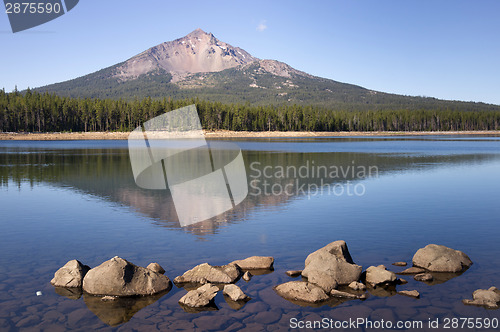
[1,89,499,132]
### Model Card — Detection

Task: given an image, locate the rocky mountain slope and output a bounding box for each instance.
[36,29,498,111]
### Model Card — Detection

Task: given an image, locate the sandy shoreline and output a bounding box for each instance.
[0,130,499,140]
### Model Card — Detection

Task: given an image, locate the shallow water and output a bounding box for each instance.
[0,136,499,331]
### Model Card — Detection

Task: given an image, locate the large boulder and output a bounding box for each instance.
[463,287,500,309]
[173,263,241,284]
[274,281,329,303]
[412,244,472,272]
[231,256,274,270]
[302,240,362,285]
[306,271,338,293]
[51,260,90,288]
[82,256,172,296]
[178,283,219,308]
[365,265,397,286]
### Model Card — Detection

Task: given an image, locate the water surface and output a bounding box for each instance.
[0,136,499,331]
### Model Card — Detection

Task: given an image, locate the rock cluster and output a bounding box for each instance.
[50,242,486,326]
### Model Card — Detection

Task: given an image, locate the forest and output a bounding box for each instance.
[1,89,499,133]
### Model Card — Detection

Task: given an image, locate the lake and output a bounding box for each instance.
[1,136,499,331]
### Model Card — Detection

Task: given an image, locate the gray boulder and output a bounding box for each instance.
[463,287,500,309]
[82,256,171,296]
[146,262,165,274]
[173,263,241,284]
[412,244,472,272]
[274,281,329,303]
[306,271,338,293]
[302,240,362,285]
[178,283,219,308]
[365,265,397,286]
[223,284,249,301]
[231,256,274,270]
[51,259,90,288]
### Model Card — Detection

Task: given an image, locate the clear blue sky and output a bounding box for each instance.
[1,0,499,105]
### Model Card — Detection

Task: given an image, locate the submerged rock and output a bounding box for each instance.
[174,263,241,284]
[365,265,397,286]
[146,262,165,275]
[392,262,407,267]
[232,256,274,270]
[330,289,365,299]
[82,256,172,296]
[223,284,249,302]
[398,290,420,299]
[414,273,433,282]
[463,287,500,309]
[412,244,472,272]
[178,283,219,308]
[398,267,426,275]
[51,259,90,288]
[54,286,83,300]
[302,240,362,285]
[84,291,166,326]
[286,270,303,277]
[274,281,329,303]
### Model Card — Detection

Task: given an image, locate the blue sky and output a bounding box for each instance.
[1,0,499,105]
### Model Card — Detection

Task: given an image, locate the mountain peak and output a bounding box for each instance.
[187,28,209,37]
[113,29,257,82]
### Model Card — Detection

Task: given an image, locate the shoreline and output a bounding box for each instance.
[0,130,499,140]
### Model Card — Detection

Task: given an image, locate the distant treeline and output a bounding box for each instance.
[1,89,499,132]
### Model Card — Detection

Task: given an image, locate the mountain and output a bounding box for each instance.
[36,29,499,111]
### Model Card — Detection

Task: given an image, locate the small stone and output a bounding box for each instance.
[242,271,252,282]
[365,265,397,286]
[231,256,274,270]
[398,267,427,274]
[398,278,408,285]
[174,263,241,284]
[286,270,302,277]
[36,291,43,296]
[223,284,249,302]
[349,281,366,291]
[398,290,420,298]
[178,283,219,308]
[392,262,407,267]
[330,289,362,299]
[146,263,165,275]
[414,273,433,282]
[100,296,117,301]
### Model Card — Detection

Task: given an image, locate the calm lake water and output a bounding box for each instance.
[0,136,499,331]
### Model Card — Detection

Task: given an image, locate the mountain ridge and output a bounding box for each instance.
[35,29,500,111]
